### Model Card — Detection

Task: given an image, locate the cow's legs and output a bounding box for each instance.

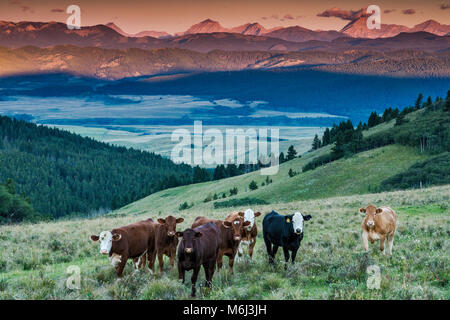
[362,231,369,251]
[191,266,200,297]
[228,252,236,274]
[208,258,216,286]
[141,254,147,270]
[263,235,274,264]
[133,258,139,271]
[178,263,185,284]
[228,257,235,274]
[133,254,146,271]
[268,244,279,265]
[291,248,298,264]
[115,255,128,278]
[203,261,214,288]
[169,250,176,269]
[387,233,395,255]
[272,245,279,258]
[248,239,256,259]
[379,235,386,254]
[147,251,156,274]
[157,251,164,273]
[282,247,290,269]
[236,243,243,262]
[217,249,224,269]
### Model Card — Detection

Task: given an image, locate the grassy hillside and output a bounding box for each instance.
[115,104,448,215]
[0,185,448,299]
[115,144,428,216]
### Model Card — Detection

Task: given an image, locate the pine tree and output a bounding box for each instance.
[287,145,297,160]
[425,96,432,108]
[322,128,331,146]
[249,180,258,191]
[368,111,381,128]
[415,93,423,110]
[312,134,321,150]
[279,152,285,164]
[332,132,345,158]
[444,90,450,112]
[213,165,227,180]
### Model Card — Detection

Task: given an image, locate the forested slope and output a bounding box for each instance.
[0,116,193,220]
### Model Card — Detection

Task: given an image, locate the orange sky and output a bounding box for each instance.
[1,0,449,34]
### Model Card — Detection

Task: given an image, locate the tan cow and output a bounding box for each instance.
[360,205,397,255]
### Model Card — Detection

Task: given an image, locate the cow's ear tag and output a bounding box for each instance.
[286,218,290,223]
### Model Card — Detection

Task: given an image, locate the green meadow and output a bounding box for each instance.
[0,139,448,299]
[0,184,448,299]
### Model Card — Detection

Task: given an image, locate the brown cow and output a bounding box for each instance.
[177,222,221,297]
[360,205,398,255]
[192,214,250,273]
[155,215,184,273]
[226,209,261,261]
[90,218,157,278]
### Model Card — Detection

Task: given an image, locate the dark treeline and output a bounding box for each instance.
[304,91,450,172]
[195,144,299,183]
[0,116,194,222]
[191,164,261,183]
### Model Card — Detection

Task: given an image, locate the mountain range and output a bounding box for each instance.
[1,17,449,49]
[0,18,449,80]
[0,20,449,54]
[123,17,450,40]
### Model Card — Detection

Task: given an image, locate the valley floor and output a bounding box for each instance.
[0,185,448,299]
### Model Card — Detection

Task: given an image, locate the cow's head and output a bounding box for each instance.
[90,231,122,255]
[176,228,202,254]
[360,205,382,228]
[223,217,250,241]
[158,215,184,237]
[242,209,262,232]
[285,212,312,235]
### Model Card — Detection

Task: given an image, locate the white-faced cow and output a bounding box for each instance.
[360,205,397,255]
[90,218,157,278]
[155,215,184,273]
[227,209,261,261]
[262,210,311,269]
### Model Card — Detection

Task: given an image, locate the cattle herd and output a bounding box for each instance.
[91,205,398,297]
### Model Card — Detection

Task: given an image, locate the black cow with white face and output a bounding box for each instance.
[262,210,312,268]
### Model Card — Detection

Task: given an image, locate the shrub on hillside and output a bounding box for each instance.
[178,201,193,211]
[249,180,258,191]
[213,197,268,209]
